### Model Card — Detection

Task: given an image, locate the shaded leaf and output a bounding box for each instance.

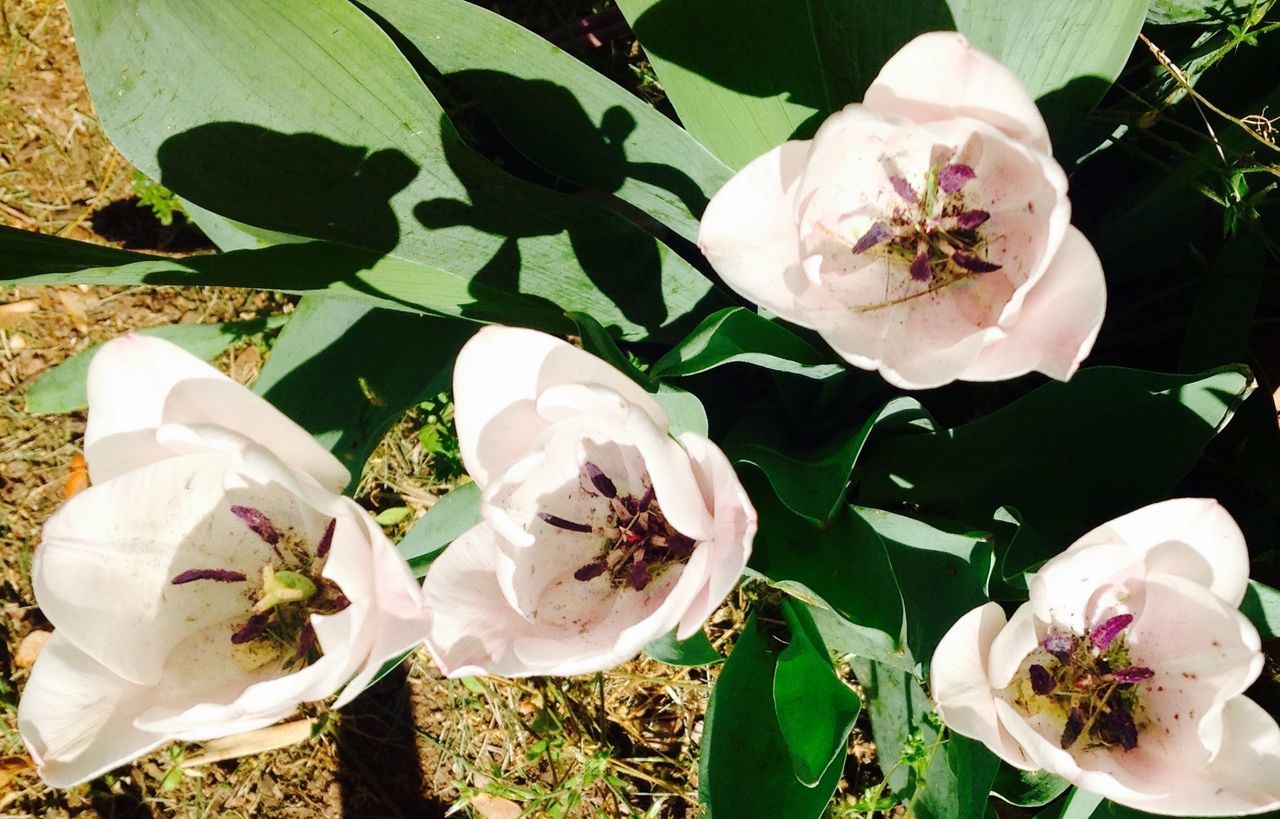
[650,307,843,381]
[643,629,722,666]
[397,481,482,576]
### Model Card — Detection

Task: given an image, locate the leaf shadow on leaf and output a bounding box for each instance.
[443,70,711,227]
[627,0,956,116]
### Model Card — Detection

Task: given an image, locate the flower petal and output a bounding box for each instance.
[863,31,1051,153]
[420,523,541,677]
[85,334,347,490]
[18,631,165,788]
[698,141,815,323]
[930,603,1031,768]
[453,327,666,487]
[960,227,1105,382]
[1074,498,1250,606]
[625,406,714,542]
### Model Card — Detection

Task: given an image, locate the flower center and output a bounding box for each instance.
[539,461,696,592]
[1011,614,1154,752]
[839,161,1001,310]
[170,509,349,672]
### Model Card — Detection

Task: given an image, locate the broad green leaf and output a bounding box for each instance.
[650,307,843,381]
[991,766,1071,808]
[1042,789,1105,819]
[616,0,1145,168]
[851,658,1000,819]
[253,297,471,486]
[653,382,709,438]
[1242,579,1280,641]
[566,310,654,389]
[855,507,994,662]
[1179,230,1265,371]
[1147,0,1254,24]
[24,315,288,415]
[358,0,730,243]
[397,481,482,576]
[744,471,905,660]
[62,0,718,341]
[773,600,861,787]
[858,366,1252,578]
[643,628,722,666]
[729,397,928,523]
[699,608,844,818]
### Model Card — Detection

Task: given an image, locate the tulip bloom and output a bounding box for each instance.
[698,31,1106,390]
[421,327,755,677]
[931,499,1280,815]
[18,335,429,787]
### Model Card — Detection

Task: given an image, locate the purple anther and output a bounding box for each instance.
[1029,664,1055,695]
[294,623,317,661]
[1060,707,1085,749]
[1042,632,1076,662]
[583,462,617,498]
[231,505,280,545]
[538,512,593,533]
[230,612,270,644]
[951,252,1002,273]
[316,518,336,559]
[938,163,976,194]
[574,560,607,582]
[889,175,919,204]
[171,568,246,585]
[331,593,351,613]
[851,222,892,254]
[1111,666,1155,684]
[1100,707,1138,750]
[953,210,990,231]
[1091,614,1134,651]
[909,249,932,282]
[629,559,651,591]
[667,532,696,559]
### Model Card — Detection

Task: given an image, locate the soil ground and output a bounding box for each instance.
[0,2,880,817]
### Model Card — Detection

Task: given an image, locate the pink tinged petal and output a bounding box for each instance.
[698,141,815,323]
[938,163,976,193]
[420,523,540,677]
[929,603,1032,768]
[986,602,1041,689]
[1194,697,1280,815]
[84,334,347,490]
[453,327,666,487]
[673,433,755,639]
[624,407,714,542]
[863,31,1051,153]
[960,227,1106,383]
[1082,498,1251,606]
[17,631,166,788]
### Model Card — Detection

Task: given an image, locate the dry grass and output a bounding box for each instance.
[0,2,882,817]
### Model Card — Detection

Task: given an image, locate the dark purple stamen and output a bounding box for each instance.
[293,623,317,661]
[636,485,655,511]
[1111,666,1155,683]
[1091,614,1134,651]
[889,175,919,204]
[953,209,990,231]
[1029,664,1055,695]
[850,221,892,254]
[574,560,607,581]
[951,252,1002,273]
[1042,632,1076,662]
[316,518,336,558]
[1100,707,1139,750]
[231,505,280,546]
[667,532,696,559]
[938,163,976,194]
[628,559,650,591]
[231,612,270,644]
[537,512,592,533]
[331,593,351,613]
[171,568,246,585]
[909,249,932,281]
[583,462,617,498]
[1060,707,1085,749]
